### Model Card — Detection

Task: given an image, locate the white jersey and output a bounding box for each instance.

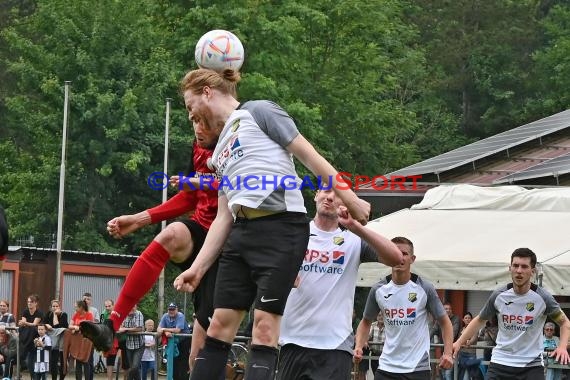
[279,221,378,353]
[479,283,561,368]
[212,100,306,216]
[363,274,446,373]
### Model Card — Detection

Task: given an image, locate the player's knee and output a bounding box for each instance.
[155,225,177,248]
[155,224,192,255]
[252,316,279,346]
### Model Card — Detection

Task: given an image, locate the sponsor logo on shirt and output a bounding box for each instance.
[332,251,345,264]
[300,249,345,275]
[384,307,417,326]
[216,135,244,173]
[304,249,345,265]
[502,314,534,331]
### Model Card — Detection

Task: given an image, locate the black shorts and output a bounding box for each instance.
[374,369,430,380]
[214,212,309,315]
[276,344,352,380]
[106,355,116,367]
[486,362,544,380]
[173,219,216,330]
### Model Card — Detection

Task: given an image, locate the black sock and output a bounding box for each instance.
[245,344,278,380]
[189,336,231,380]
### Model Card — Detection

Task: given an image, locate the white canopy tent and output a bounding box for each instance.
[358,184,570,295]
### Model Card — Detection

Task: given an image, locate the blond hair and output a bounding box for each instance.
[180,68,240,98]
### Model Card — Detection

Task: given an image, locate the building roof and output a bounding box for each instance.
[357,109,570,213]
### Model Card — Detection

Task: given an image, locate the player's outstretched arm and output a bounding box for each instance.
[286,134,370,225]
[107,212,151,239]
[337,206,403,267]
[173,194,232,293]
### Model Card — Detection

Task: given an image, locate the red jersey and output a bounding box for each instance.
[147,141,218,230]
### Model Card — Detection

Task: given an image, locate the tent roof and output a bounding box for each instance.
[358,185,570,295]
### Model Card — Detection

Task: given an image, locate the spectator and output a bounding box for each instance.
[141,319,156,380]
[81,293,97,380]
[100,299,121,380]
[117,305,144,380]
[69,300,94,380]
[433,301,461,380]
[544,322,561,380]
[43,299,69,380]
[82,294,99,324]
[0,300,16,327]
[457,312,482,380]
[0,326,17,378]
[33,324,52,380]
[157,303,191,380]
[19,294,44,378]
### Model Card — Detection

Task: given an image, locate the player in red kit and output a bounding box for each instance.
[81,112,222,375]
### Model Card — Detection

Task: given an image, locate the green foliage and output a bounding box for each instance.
[411,0,545,137]
[527,3,570,114]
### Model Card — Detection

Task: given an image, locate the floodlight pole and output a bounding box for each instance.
[55,81,71,300]
[158,98,172,317]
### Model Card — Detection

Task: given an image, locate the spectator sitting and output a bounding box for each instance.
[0,325,17,378]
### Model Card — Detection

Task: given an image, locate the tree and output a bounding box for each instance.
[527,3,570,115]
[0,0,183,250]
[411,0,544,137]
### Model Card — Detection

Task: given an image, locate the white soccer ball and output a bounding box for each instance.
[194,29,245,72]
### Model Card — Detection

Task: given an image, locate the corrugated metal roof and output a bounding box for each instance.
[390,109,570,177]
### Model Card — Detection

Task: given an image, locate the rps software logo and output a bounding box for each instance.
[384,308,417,326]
[300,249,346,275]
[502,314,534,331]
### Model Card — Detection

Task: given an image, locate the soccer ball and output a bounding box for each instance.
[194,30,245,72]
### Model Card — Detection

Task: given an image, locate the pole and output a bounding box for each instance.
[55,81,71,300]
[158,98,172,318]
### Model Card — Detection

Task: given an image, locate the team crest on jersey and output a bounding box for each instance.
[526,302,535,311]
[333,236,345,246]
[408,293,417,302]
[231,119,240,132]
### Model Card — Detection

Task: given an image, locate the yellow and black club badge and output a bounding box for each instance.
[408,293,417,302]
[333,236,345,246]
[526,302,535,312]
[231,119,240,132]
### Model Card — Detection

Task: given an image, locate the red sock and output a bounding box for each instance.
[110,240,170,331]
